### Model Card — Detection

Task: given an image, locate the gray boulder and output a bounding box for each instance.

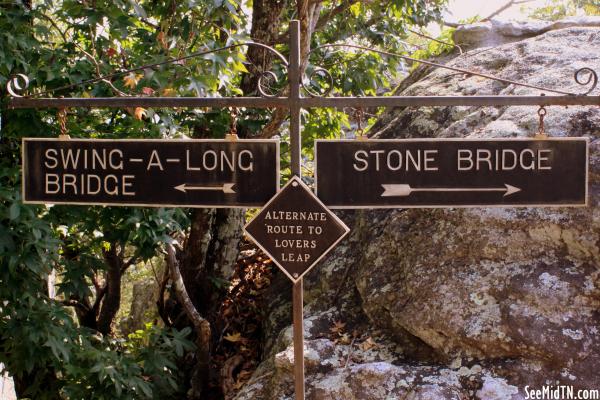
[235,25,600,400]
[453,16,600,49]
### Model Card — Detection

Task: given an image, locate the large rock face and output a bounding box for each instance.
[236,24,600,400]
[453,16,600,49]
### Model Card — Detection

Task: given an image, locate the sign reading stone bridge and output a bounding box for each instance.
[315,138,589,208]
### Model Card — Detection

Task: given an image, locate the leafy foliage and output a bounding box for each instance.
[61,324,195,400]
[528,0,600,20]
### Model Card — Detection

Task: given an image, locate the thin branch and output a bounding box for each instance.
[39,12,127,97]
[407,28,463,54]
[442,21,461,28]
[165,243,210,334]
[37,13,69,44]
[121,249,142,273]
[97,244,123,334]
[278,0,353,43]
[257,107,288,138]
[61,299,90,313]
[165,243,211,397]
[156,266,172,327]
[480,0,526,22]
[343,336,357,368]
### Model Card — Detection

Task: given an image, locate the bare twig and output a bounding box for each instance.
[61,299,90,313]
[480,0,535,22]
[343,337,356,369]
[407,28,463,54]
[257,107,288,138]
[148,259,161,289]
[37,13,70,43]
[165,244,210,335]
[165,243,211,397]
[39,12,127,97]
[442,21,461,28]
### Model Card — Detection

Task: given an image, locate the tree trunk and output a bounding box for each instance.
[171,2,292,398]
[97,245,123,335]
[240,0,288,97]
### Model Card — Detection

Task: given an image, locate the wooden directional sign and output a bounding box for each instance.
[315,138,589,208]
[22,138,279,207]
[244,176,350,283]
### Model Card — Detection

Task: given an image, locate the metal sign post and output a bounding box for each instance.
[243,176,350,398]
[289,21,307,400]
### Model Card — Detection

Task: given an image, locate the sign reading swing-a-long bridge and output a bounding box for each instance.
[22,138,279,207]
[315,138,589,208]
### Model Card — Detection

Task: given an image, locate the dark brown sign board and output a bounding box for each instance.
[244,176,350,283]
[315,138,589,208]
[22,138,279,208]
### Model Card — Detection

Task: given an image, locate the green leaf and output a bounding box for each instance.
[8,202,20,220]
[128,0,148,18]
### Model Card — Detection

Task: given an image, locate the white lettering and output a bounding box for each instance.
[86,175,101,195]
[238,150,254,171]
[457,150,473,171]
[423,150,438,171]
[538,149,552,170]
[45,174,60,194]
[353,150,369,171]
[122,175,135,196]
[44,149,58,169]
[186,150,200,171]
[203,150,217,171]
[147,150,164,170]
[61,149,80,169]
[502,149,517,170]
[519,149,536,170]
[104,175,119,195]
[386,150,402,171]
[109,149,124,170]
[476,149,492,171]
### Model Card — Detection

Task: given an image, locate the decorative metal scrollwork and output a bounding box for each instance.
[4,40,599,100]
[6,74,30,97]
[245,42,289,98]
[4,42,290,99]
[301,67,334,98]
[305,43,599,97]
[574,67,598,95]
[257,69,289,98]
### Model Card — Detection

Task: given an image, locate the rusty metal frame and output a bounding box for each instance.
[5,19,600,400]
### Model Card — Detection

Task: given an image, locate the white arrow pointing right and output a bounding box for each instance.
[381,183,521,197]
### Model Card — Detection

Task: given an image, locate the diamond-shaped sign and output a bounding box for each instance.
[244,176,350,283]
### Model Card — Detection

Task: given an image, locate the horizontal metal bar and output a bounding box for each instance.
[9,96,289,109]
[300,95,600,108]
[8,95,600,110]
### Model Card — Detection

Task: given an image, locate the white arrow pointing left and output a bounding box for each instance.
[175,183,236,194]
[381,183,521,197]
